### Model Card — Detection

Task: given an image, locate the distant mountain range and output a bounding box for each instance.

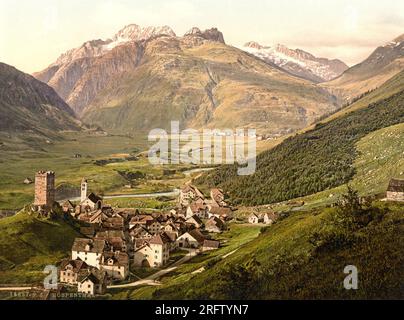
[0,62,81,135]
[242,41,349,82]
[33,24,339,135]
[323,34,404,102]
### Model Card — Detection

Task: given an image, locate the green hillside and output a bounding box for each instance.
[150,200,404,299]
[198,89,404,206]
[0,209,80,284]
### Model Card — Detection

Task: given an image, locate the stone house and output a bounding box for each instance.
[146,220,162,235]
[100,252,129,280]
[77,269,107,296]
[177,229,206,248]
[133,233,171,268]
[186,203,208,219]
[210,188,227,207]
[62,200,75,214]
[179,185,205,207]
[202,240,220,251]
[71,238,106,269]
[248,213,260,224]
[262,212,278,225]
[208,206,232,220]
[59,259,89,285]
[387,178,404,202]
[80,193,103,211]
[205,216,227,233]
[129,226,152,242]
[186,215,204,229]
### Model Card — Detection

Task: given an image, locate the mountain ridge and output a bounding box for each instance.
[242,41,348,82]
[0,62,81,134]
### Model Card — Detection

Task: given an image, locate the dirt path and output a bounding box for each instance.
[0,287,32,291]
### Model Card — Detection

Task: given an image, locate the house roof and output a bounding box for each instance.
[60,259,88,273]
[72,238,106,253]
[203,240,220,249]
[206,216,226,229]
[95,230,125,239]
[62,200,75,208]
[78,269,106,284]
[189,202,207,212]
[80,226,96,237]
[209,207,232,216]
[102,252,129,267]
[187,229,206,243]
[181,185,205,199]
[186,215,203,225]
[86,193,102,204]
[149,232,172,245]
[387,179,404,192]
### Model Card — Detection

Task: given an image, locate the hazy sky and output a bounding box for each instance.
[1,0,403,73]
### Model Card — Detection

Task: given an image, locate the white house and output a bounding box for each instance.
[71,238,106,269]
[177,229,206,248]
[133,233,171,268]
[100,252,129,280]
[179,185,205,207]
[248,213,260,224]
[77,269,107,296]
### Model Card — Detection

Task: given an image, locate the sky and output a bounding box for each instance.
[0,0,403,73]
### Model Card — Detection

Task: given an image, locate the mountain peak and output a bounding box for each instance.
[113,24,176,42]
[184,27,225,44]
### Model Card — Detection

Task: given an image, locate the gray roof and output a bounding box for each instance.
[72,238,106,253]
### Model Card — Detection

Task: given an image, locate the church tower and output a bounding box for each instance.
[81,178,88,203]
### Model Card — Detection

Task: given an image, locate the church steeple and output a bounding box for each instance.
[81,178,88,202]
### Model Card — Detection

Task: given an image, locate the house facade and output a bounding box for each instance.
[59,259,89,285]
[101,252,129,280]
[71,238,106,269]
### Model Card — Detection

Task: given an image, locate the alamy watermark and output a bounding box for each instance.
[148,121,257,175]
[343,265,358,290]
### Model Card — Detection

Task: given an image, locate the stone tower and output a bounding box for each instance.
[34,171,55,209]
[81,178,88,202]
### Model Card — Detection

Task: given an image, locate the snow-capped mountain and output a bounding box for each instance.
[52,24,176,66]
[242,42,348,82]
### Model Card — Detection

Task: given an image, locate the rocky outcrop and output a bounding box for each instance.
[184,27,225,44]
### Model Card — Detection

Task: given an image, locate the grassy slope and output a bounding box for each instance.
[0,210,81,284]
[197,89,404,206]
[313,70,404,127]
[150,202,404,300]
[0,132,198,210]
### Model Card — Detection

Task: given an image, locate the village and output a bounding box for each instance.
[28,170,279,297]
[17,170,404,299]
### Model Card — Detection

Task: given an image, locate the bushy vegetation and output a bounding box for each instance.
[198,90,404,206]
[151,190,404,299]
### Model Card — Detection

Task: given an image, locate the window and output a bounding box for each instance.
[88,284,91,288]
